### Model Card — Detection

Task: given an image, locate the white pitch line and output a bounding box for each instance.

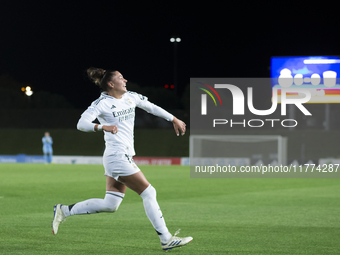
[0,196,4,198]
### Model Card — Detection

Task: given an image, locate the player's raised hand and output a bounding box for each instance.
[172,117,186,136]
[103,125,119,134]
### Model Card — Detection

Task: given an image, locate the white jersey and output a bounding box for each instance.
[77,91,173,156]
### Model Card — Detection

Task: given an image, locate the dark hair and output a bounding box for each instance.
[86,67,117,91]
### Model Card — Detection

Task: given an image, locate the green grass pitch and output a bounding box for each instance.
[1,164,340,254]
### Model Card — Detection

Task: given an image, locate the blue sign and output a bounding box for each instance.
[0,154,45,163]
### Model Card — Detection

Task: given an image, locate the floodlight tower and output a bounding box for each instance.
[170,36,181,94]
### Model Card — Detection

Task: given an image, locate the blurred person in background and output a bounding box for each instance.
[42,132,53,164]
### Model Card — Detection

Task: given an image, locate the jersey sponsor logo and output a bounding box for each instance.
[112,107,135,122]
[118,113,134,122]
[111,105,116,109]
[112,107,135,117]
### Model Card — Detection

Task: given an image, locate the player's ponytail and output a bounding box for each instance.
[86,67,117,91]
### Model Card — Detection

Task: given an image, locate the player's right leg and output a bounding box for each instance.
[52,178,126,235]
[161,229,193,251]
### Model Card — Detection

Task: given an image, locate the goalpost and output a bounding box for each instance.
[190,135,287,166]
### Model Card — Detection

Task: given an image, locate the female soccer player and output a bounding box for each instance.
[52,67,192,251]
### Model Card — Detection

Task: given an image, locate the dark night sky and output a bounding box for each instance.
[0,1,338,108]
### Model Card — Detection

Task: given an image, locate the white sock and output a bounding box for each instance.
[62,191,125,216]
[140,184,172,243]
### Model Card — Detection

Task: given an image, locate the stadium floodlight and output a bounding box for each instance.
[170,37,181,43]
[170,36,181,94]
[25,90,33,96]
[25,86,33,96]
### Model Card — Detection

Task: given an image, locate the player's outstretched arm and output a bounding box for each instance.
[172,117,186,136]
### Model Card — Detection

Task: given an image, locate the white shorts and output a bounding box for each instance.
[103,150,140,181]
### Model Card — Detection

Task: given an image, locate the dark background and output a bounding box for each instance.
[1,1,338,110]
[0,0,339,161]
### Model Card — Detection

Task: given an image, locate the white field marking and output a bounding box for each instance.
[0,196,4,198]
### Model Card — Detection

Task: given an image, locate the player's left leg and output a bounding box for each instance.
[66,177,126,215]
[52,177,126,235]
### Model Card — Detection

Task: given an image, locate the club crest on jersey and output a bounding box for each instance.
[126,98,133,104]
